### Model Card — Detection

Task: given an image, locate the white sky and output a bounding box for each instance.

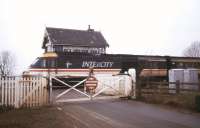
[1,0,200,74]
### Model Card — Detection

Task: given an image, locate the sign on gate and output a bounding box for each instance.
[51,68,135,103]
[51,75,134,103]
[85,76,98,94]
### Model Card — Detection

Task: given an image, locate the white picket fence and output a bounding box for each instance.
[0,76,48,108]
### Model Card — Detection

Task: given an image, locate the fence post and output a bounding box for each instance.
[176,80,180,94]
[49,76,53,104]
[130,76,136,99]
[14,77,20,108]
[1,76,4,105]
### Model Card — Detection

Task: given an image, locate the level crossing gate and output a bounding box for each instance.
[49,74,135,103]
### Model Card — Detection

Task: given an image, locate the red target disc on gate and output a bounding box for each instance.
[85,76,98,93]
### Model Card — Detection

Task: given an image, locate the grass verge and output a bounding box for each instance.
[140,92,200,112]
[0,106,75,128]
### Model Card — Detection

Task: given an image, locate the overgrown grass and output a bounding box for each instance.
[140,92,200,111]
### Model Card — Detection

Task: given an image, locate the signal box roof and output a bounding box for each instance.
[42,27,109,48]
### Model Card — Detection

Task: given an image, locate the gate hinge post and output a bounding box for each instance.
[90,94,93,101]
[49,75,53,104]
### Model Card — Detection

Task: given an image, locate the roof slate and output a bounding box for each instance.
[43,27,109,48]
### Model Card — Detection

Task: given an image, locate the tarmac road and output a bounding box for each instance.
[56,99,200,128]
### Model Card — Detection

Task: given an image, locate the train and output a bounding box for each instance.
[28,52,200,82]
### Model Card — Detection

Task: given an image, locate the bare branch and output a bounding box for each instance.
[0,51,15,76]
[183,41,200,57]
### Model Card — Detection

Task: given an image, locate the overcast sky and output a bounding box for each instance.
[1,0,200,74]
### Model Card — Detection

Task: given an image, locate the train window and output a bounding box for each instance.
[31,58,39,65]
[54,46,62,52]
[46,60,50,67]
[42,59,46,67]
[31,58,45,68]
[50,60,56,67]
[45,59,56,68]
[47,46,53,52]
[30,58,56,68]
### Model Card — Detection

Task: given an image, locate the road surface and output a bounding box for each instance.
[55,99,200,128]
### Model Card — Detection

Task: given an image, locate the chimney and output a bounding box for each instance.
[88,25,94,32]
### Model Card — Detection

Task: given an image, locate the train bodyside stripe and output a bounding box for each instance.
[29,68,121,72]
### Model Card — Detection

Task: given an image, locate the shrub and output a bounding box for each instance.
[0,105,14,113]
[141,92,200,111]
[195,95,200,112]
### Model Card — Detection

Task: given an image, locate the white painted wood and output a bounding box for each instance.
[93,77,125,98]
[15,77,20,108]
[53,77,88,98]
[11,77,13,105]
[56,95,121,103]
[41,77,44,105]
[38,77,42,106]
[19,78,22,107]
[39,77,42,106]
[5,77,7,106]
[10,77,13,105]
[0,77,2,105]
[95,75,134,97]
[8,77,10,105]
[0,75,48,108]
[43,78,48,105]
[29,77,31,107]
[52,74,134,103]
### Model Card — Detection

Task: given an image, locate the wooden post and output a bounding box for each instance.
[14,77,20,108]
[90,94,93,101]
[1,76,5,106]
[136,68,142,99]
[130,75,136,99]
[49,76,53,104]
[176,80,180,94]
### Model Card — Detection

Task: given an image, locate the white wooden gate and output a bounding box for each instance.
[50,75,135,103]
[0,76,48,108]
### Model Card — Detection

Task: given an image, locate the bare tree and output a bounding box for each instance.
[0,51,15,76]
[183,41,200,57]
